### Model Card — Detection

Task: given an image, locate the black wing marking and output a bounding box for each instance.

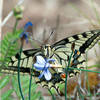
[1,66,64,95]
[35,72,64,95]
[1,66,39,75]
[79,31,100,53]
[51,29,100,53]
[8,48,41,68]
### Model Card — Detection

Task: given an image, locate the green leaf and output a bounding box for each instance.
[6,97,14,100]
[1,89,14,100]
[98,42,100,46]
[7,51,16,57]
[0,73,2,76]
[0,58,4,62]
[11,75,40,99]
[0,76,10,89]
[1,43,8,51]
[22,81,29,89]
[11,76,21,97]
[31,83,37,93]
[5,58,11,62]
[3,63,9,67]
[7,34,12,39]
[0,47,6,55]
[15,29,23,35]
[31,91,41,100]
[2,39,9,47]
[0,31,21,69]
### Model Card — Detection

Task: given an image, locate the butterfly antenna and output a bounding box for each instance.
[29,37,42,47]
[44,29,55,43]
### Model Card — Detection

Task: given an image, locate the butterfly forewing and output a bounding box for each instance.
[52,29,100,53]
[51,29,100,69]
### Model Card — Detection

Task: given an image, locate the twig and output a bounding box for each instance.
[0,0,3,39]
[1,0,24,27]
[0,1,3,99]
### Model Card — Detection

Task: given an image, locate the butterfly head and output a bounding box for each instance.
[41,44,53,58]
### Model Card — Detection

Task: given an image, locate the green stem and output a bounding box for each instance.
[95,92,100,96]
[68,67,100,73]
[29,74,32,100]
[13,20,18,34]
[13,18,25,99]
[48,89,56,100]
[87,64,100,69]
[65,51,73,100]
[65,70,68,100]
[17,45,24,100]
[77,86,84,100]
[29,66,33,100]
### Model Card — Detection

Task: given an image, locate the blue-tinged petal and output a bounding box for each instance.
[20,31,29,43]
[34,63,44,70]
[47,59,55,62]
[45,63,51,68]
[36,56,46,64]
[20,32,25,38]
[44,69,51,80]
[25,36,28,43]
[24,21,33,29]
[24,33,28,38]
[38,71,45,79]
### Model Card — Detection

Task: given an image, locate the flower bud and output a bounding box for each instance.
[13,6,24,20]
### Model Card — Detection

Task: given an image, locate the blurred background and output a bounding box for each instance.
[2,0,100,66]
[1,0,100,100]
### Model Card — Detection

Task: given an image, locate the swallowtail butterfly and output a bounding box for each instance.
[1,29,100,94]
